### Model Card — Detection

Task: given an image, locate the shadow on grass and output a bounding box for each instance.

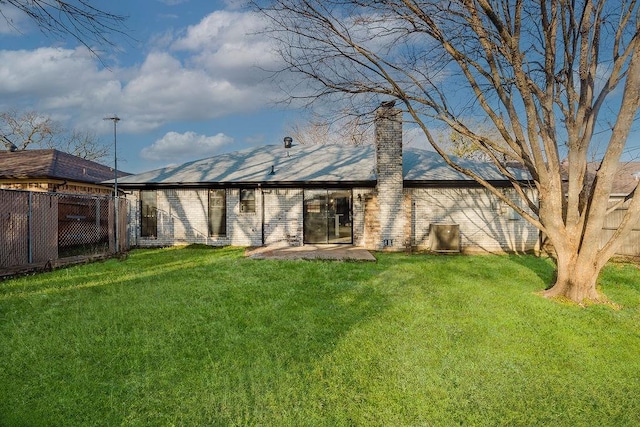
[505,254,556,288]
[0,248,391,425]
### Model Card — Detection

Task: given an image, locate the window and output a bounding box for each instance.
[140,190,157,238]
[240,189,256,213]
[208,189,226,236]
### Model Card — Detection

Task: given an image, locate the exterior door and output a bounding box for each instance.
[303,189,352,244]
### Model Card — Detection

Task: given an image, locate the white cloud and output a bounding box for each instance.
[171,11,281,84]
[121,51,258,126]
[0,48,112,99]
[0,8,287,135]
[172,11,254,52]
[141,131,233,162]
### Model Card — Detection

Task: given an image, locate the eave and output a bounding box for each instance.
[116,180,378,190]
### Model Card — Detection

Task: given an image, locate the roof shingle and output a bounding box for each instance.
[0,149,128,184]
[116,143,527,186]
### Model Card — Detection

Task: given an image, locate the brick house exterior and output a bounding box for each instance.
[118,104,539,253]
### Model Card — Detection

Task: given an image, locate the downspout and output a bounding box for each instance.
[260,185,265,246]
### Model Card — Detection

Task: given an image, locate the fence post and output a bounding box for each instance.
[95,198,100,242]
[28,191,33,264]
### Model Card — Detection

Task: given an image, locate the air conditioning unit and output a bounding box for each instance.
[429,223,461,252]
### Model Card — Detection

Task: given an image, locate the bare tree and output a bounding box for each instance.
[59,128,110,162]
[0,110,110,161]
[0,0,128,58]
[287,113,372,145]
[253,0,640,304]
[0,110,62,150]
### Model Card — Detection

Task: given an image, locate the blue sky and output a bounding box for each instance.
[0,0,312,173]
[1,1,638,174]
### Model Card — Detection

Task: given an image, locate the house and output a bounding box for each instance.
[0,150,130,267]
[0,148,128,195]
[117,105,539,253]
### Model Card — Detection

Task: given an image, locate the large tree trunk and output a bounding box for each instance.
[543,249,603,303]
[253,0,640,305]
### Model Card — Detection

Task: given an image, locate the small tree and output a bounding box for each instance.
[437,120,509,162]
[254,0,640,303]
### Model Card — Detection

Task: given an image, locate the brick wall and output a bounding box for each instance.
[263,188,303,245]
[352,187,375,247]
[128,187,303,248]
[362,193,379,249]
[375,104,406,251]
[227,188,262,246]
[410,187,539,253]
[361,190,412,251]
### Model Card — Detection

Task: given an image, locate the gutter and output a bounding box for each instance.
[115,180,378,190]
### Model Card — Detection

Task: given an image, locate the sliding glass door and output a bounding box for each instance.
[303,189,352,244]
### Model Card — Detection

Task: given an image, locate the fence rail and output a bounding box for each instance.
[0,189,129,273]
[602,200,640,256]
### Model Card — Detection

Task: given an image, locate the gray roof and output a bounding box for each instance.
[117,143,525,187]
[403,149,529,181]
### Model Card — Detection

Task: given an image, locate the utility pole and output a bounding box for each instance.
[104,116,121,252]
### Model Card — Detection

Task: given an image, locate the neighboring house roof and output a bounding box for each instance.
[0,149,128,184]
[560,161,640,196]
[608,162,640,195]
[117,143,528,188]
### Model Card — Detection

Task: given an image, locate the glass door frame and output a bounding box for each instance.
[303,189,353,244]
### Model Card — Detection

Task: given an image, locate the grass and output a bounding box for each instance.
[1,246,639,426]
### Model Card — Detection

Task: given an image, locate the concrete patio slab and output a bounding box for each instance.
[245,243,376,261]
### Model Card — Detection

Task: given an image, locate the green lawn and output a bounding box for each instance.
[1,247,639,426]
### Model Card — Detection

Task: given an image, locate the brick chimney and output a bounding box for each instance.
[375,102,406,250]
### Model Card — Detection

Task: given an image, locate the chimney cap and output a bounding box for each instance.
[283,136,293,148]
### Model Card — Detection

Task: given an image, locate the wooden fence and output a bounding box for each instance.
[602,198,640,256]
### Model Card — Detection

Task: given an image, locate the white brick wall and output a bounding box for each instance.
[128,188,538,252]
[263,188,303,245]
[126,187,303,248]
[227,188,262,246]
[410,187,539,253]
[123,185,539,254]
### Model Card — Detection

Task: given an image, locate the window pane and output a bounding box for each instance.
[240,189,256,213]
[140,190,157,237]
[208,189,226,236]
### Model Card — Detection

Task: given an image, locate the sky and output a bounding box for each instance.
[0,1,638,175]
[0,0,320,173]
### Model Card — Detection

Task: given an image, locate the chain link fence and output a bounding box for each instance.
[0,189,129,273]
